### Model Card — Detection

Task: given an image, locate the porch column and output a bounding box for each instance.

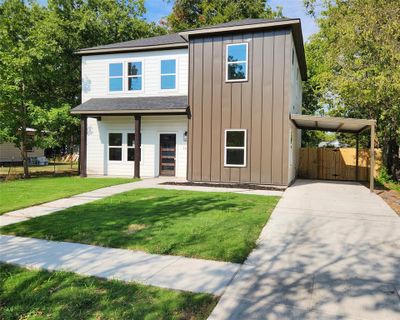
[134,115,141,179]
[369,123,375,192]
[79,115,87,178]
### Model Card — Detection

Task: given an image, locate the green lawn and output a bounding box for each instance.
[0,176,137,214]
[0,188,279,263]
[0,263,217,320]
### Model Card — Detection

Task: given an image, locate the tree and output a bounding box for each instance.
[303,0,400,180]
[165,0,283,32]
[31,104,80,169]
[0,0,166,177]
[0,0,57,178]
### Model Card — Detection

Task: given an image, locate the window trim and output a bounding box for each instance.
[108,63,124,92]
[108,132,123,162]
[160,59,177,91]
[225,43,248,82]
[127,132,135,162]
[224,129,247,167]
[126,60,144,93]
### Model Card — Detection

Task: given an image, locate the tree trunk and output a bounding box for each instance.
[21,132,30,179]
[70,135,73,170]
[20,82,30,178]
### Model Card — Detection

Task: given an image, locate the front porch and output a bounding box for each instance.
[71,96,189,179]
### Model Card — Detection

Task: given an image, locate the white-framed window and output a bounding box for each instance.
[127,133,135,161]
[108,133,123,161]
[109,63,123,91]
[224,129,247,167]
[226,43,248,82]
[127,61,143,91]
[161,59,176,90]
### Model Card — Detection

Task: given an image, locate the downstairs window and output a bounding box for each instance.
[224,129,247,167]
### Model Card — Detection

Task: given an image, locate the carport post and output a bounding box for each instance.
[355,134,359,181]
[369,123,375,192]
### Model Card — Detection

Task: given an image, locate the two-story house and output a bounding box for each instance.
[71,18,306,186]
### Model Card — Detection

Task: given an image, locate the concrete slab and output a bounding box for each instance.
[146,256,240,295]
[209,180,400,319]
[5,206,60,218]
[0,235,241,295]
[0,215,29,227]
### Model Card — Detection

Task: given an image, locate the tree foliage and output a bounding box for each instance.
[0,0,165,177]
[165,0,283,32]
[0,0,56,177]
[303,0,400,180]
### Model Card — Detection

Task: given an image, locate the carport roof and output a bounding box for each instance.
[290,114,375,134]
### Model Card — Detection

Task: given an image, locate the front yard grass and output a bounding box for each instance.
[0,188,279,263]
[0,263,217,320]
[0,176,137,214]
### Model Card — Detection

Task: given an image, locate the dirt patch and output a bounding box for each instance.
[375,188,400,216]
[364,181,400,216]
[125,224,147,235]
[160,181,286,191]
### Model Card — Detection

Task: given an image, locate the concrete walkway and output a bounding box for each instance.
[209,180,400,320]
[0,235,240,295]
[0,177,283,227]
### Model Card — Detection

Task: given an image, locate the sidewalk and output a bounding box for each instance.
[0,235,240,295]
[1,177,283,227]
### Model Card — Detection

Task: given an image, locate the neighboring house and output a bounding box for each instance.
[0,129,45,164]
[71,18,306,186]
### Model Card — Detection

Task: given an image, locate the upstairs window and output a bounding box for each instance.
[161,59,176,90]
[108,133,122,161]
[127,62,142,91]
[226,43,248,81]
[109,63,123,91]
[224,129,247,167]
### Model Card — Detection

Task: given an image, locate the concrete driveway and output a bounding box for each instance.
[209,180,400,320]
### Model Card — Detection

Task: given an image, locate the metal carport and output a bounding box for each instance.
[290,114,376,191]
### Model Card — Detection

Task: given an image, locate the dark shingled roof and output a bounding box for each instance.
[77,34,187,54]
[71,96,188,114]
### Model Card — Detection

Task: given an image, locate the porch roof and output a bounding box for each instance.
[71,96,188,115]
[290,114,375,134]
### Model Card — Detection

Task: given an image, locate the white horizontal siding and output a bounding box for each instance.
[86,115,188,178]
[82,49,188,102]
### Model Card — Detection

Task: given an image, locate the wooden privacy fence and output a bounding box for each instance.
[298,148,381,181]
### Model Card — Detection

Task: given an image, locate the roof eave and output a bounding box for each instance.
[71,108,187,115]
[179,19,300,37]
[76,42,188,55]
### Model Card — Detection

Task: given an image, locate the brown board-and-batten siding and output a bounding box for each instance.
[188,29,292,186]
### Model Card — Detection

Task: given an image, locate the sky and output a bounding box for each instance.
[144,0,319,41]
[36,0,318,41]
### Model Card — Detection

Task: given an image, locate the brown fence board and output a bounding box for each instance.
[298,148,381,181]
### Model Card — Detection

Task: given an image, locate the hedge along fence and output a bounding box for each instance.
[298,148,382,181]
